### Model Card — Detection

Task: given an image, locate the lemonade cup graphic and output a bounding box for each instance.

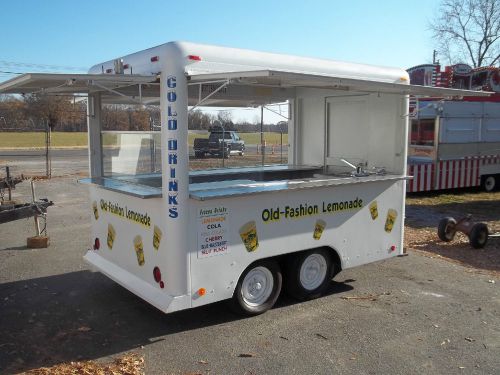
[239,221,259,252]
[133,235,145,266]
[92,201,99,220]
[369,201,378,220]
[313,219,326,240]
[107,223,116,249]
[153,225,162,251]
[384,209,397,233]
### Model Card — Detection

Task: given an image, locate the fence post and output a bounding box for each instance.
[45,120,52,178]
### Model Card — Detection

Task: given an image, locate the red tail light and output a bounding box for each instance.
[187,55,202,61]
[93,238,100,250]
[150,56,159,62]
[153,266,162,283]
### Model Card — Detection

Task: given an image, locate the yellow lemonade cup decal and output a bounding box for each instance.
[153,225,162,251]
[107,223,116,249]
[133,235,145,266]
[384,209,397,233]
[92,201,99,220]
[313,219,326,240]
[239,221,259,252]
[369,201,378,220]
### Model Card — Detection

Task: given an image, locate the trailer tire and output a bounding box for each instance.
[437,217,457,242]
[285,249,333,301]
[469,223,489,249]
[482,175,497,192]
[231,260,282,316]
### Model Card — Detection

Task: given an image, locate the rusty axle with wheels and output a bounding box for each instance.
[437,215,491,249]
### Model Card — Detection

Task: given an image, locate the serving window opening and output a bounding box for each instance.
[187,104,289,172]
[410,118,436,146]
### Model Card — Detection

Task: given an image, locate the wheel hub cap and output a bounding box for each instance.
[241,266,273,307]
[300,254,328,291]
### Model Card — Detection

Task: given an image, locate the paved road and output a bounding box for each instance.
[0,147,288,178]
[0,178,499,374]
[0,149,89,177]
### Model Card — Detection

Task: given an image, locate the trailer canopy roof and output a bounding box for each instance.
[188,70,492,97]
[0,70,491,103]
[0,73,158,97]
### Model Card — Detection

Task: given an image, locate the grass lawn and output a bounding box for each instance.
[1,131,289,148]
[0,132,88,148]
[187,131,288,145]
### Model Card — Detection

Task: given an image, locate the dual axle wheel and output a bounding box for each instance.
[438,216,489,249]
[231,249,335,316]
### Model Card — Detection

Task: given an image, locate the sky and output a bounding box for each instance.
[0,0,441,123]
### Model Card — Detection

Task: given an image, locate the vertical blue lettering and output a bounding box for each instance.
[167,76,177,88]
[167,92,177,102]
[168,119,177,130]
[168,181,178,191]
[168,106,177,117]
[168,153,177,164]
[168,139,177,150]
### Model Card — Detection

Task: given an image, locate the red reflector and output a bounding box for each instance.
[159,281,165,289]
[150,56,159,62]
[123,64,130,69]
[105,68,112,74]
[187,55,202,61]
[94,238,100,250]
[390,245,396,252]
[153,266,162,283]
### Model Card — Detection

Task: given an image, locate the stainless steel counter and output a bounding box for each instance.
[79,177,162,199]
[189,174,411,201]
[79,166,410,200]
[79,165,322,198]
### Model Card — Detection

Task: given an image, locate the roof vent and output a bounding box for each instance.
[114,59,124,74]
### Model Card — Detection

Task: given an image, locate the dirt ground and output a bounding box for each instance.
[0,163,499,374]
[405,190,500,277]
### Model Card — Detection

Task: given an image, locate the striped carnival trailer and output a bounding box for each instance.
[408,100,500,193]
[407,155,500,193]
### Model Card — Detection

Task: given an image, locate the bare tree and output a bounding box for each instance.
[430,0,500,67]
[217,110,234,130]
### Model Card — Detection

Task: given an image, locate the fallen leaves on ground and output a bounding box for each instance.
[20,353,144,375]
[404,224,500,277]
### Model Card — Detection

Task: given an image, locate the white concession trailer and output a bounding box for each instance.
[0,42,488,315]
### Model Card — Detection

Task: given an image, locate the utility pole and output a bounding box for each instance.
[433,50,438,65]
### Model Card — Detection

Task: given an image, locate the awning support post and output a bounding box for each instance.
[87,92,103,178]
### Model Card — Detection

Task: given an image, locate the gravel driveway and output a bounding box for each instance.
[0,178,499,375]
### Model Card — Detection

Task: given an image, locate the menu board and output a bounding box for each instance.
[198,207,229,258]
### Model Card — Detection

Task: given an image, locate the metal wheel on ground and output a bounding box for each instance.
[482,175,497,192]
[437,217,457,242]
[469,223,489,249]
[231,260,282,315]
[286,249,334,301]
